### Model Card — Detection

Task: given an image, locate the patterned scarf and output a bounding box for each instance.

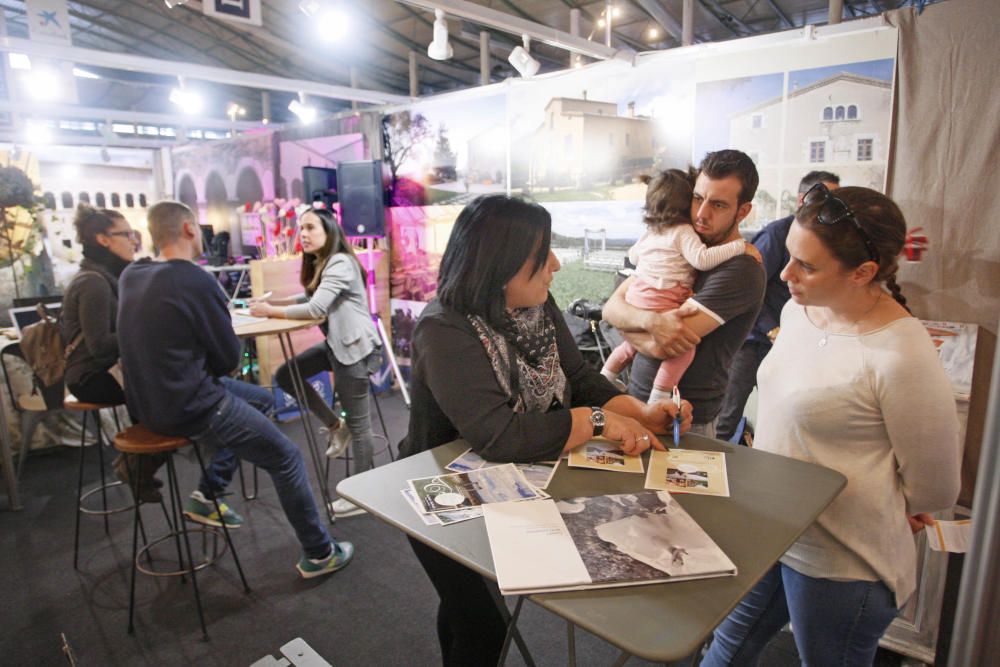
[468,305,567,414]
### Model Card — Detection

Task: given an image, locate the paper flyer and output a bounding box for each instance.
[568,439,645,474]
[645,449,730,497]
[925,519,972,553]
[407,464,542,514]
[445,448,559,490]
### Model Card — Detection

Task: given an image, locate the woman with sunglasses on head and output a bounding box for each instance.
[62,205,165,500]
[701,186,960,667]
[401,195,693,667]
[250,206,381,518]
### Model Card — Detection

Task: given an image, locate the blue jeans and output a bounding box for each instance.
[189,378,332,559]
[701,563,898,667]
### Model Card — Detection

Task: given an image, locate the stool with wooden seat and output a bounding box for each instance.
[114,424,251,638]
[64,396,133,570]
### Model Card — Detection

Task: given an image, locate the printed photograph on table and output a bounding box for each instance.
[400,489,483,527]
[569,439,644,474]
[407,464,542,514]
[445,449,560,491]
[646,449,731,497]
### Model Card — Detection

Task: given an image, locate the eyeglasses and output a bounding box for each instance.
[801,183,880,264]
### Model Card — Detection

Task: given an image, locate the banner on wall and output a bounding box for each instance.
[203,0,263,27]
[385,25,899,308]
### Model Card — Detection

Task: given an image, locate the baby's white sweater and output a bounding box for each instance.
[754,302,961,606]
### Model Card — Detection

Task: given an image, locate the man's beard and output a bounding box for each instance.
[696,213,740,246]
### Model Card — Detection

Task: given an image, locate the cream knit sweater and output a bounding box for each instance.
[754,301,961,606]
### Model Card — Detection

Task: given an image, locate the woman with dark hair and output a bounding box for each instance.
[61,205,164,500]
[251,206,381,518]
[401,194,693,667]
[701,186,961,666]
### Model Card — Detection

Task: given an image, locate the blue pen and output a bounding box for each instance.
[672,385,681,447]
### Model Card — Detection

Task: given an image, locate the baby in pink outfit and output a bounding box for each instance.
[601,169,747,403]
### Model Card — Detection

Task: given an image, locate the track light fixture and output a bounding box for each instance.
[169,78,203,115]
[288,92,317,124]
[427,9,453,61]
[508,35,540,79]
[163,0,190,8]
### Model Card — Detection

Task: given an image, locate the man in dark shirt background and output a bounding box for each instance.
[714,170,840,442]
[603,150,765,437]
[118,201,352,579]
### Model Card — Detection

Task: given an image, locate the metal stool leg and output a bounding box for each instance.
[126,454,141,635]
[73,411,88,570]
[93,411,111,534]
[166,455,209,639]
[191,442,251,594]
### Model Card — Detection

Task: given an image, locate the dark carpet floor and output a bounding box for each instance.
[0,390,905,666]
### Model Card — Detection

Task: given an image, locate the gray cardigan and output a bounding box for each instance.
[286,253,380,366]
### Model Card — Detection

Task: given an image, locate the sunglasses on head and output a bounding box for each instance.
[801,183,880,265]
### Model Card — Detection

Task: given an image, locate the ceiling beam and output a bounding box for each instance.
[0,36,412,104]
[0,99,265,130]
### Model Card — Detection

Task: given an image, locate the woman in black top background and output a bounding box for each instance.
[402,195,692,666]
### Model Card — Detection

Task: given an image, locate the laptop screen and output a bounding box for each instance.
[8,304,62,338]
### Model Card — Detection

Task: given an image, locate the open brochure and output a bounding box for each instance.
[446,448,559,491]
[568,439,645,474]
[484,491,737,595]
[646,449,730,497]
[407,464,542,514]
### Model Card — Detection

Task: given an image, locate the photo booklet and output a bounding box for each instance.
[645,449,730,497]
[484,491,737,595]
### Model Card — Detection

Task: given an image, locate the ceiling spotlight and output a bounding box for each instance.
[299,0,321,16]
[317,8,349,41]
[73,67,101,79]
[288,94,317,124]
[647,27,659,40]
[169,81,203,115]
[226,102,247,120]
[597,18,606,28]
[427,9,453,61]
[25,68,61,102]
[508,35,540,79]
[612,6,621,17]
[9,53,31,70]
[24,122,54,145]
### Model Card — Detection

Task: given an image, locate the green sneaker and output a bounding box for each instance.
[296,541,355,579]
[183,490,244,529]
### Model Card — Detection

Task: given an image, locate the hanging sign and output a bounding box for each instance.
[25,0,72,46]
[203,0,263,27]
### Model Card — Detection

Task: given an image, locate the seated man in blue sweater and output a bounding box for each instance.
[117,200,353,579]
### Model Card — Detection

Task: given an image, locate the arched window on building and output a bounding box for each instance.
[111,193,121,207]
[823,106,833,121]
[138,193,148,207]
[43,192,56,209]
[835,106,846,120]
[78,192,91,204]
[61,192,74,209]
[95,192,106,207]
[847,105,858,120]
[125,193,135,208]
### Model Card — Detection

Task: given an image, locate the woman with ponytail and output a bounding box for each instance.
[62,206,165,501]
[702,186,961,666]
[250,207,381,518]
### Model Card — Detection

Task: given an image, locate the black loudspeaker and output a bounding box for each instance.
[302,166,338,207]
[338,160,386,237]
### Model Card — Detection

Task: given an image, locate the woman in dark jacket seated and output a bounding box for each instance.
[61,205,164,500]
[401,195,693,667]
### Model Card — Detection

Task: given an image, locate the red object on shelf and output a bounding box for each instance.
[904,227,928,262]
[244,202,252,212]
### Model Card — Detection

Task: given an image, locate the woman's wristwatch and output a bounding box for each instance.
[589,407,606,437]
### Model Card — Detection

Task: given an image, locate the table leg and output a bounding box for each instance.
[0,391,21,510]
[489,587,536,667]
[277,332,336,524]
[567,621,577,667]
